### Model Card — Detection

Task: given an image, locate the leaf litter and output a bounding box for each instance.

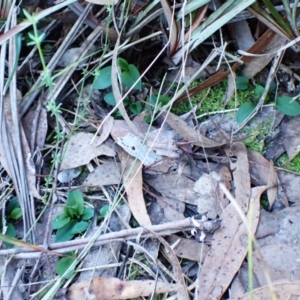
[3,2,300,300]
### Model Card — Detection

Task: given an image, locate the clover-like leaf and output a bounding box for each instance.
[236,102,256,123]
[93,66,112,90]
[276,96,300,116]
[52,214,70,230]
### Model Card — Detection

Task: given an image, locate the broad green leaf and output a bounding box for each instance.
[55,220,77,242]
[52,214,70,230]
[3,223,16,249]
[67,190,84,216]
[93,66,112,90]
[276,96,300,116]
[236,76,249,90]
[82,207,94,221]
[254,84,265,98]
[70,221,89,234]
[117,58,129,71]
[56,252,76,279]
[236,102,256,123]
[10,208,22,220]
[121,64,141,90]
[129,102,142,114]
[104,92,116,106]
[100,204,109,219]
[6,197,20,214]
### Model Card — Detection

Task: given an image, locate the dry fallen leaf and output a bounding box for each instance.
[156,194,185,221]
[111,120,162,166]
[119,149,151,226]
[231,282,300,300]
[60,133,115,170]
[195,185,268,300]
[225,142,250,213]
[160,111,229,148]
[194,171,223,219]
[67,276,177,300]
[96,116,114,147]
[248,149,287,208]
[83,161,121,186]
[145,172,198,205]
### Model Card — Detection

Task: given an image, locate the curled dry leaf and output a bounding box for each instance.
[119,149,151,226]
[60,133,115,170]
[96,116,114,146]
[248,149,287,208]
[83,161,121,186]
[67,276,177,300]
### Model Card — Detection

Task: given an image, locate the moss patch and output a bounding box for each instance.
[276,153,300,172]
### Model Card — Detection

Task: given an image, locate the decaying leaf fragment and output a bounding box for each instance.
[67,276,177,300]
[194,171,223,219]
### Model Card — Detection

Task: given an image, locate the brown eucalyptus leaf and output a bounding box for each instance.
[67,276,177,300]
[225,142,250,213]
[195,185,268,300]
[119,149,151,226]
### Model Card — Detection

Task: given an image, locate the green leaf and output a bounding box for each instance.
[3,223,16,249]
[104,92,116,106]
[10,208,22,220]
[236,76,249,90]
[129,102,142,114]
[55,220,77,242]
[117,58,129,71]
[276,96,300,116]
[70,221,89,234]
[254,84,264,98]
[82,207,94,220]
[56,252,76,279]
[93,66,112,90]
[67,190,84,216]
[121,64,141,90]
[236,102,256,123]
[100,204,109,219]
[6,197,20,214]
[52,214,70,230]
[146,95,170,111]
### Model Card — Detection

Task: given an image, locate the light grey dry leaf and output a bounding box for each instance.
[83,161,121,186]
[60,133,115,170]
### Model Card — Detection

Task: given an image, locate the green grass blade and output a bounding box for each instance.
[262,0,294,36]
